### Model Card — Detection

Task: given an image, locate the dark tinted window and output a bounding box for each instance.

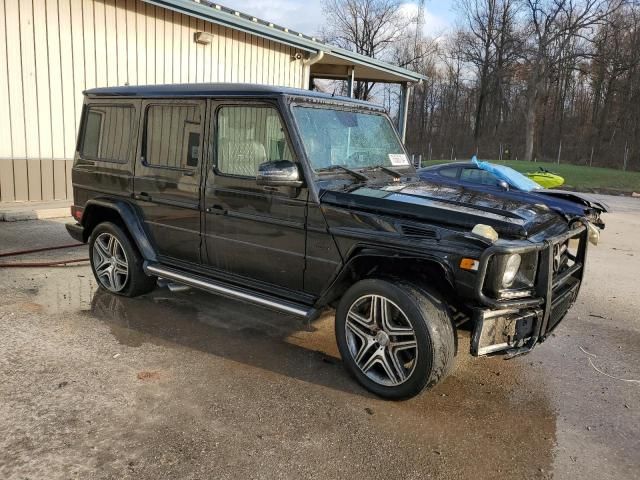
[81,105,134,162]
[217,106,293,177]
[439,167,458,178]
[460,167,498,186]
[145,105,201,169]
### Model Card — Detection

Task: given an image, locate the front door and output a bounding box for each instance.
[203,101,307,291]
[133,100,205,264]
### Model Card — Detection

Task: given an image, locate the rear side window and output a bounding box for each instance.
[145,105,201,170]
[217,106,293,177]
[80,105,134,162]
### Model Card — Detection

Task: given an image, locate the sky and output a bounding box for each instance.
[219,1,456,40]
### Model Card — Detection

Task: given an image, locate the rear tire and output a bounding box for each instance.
[89,222,156,297]
[335,279,455,399]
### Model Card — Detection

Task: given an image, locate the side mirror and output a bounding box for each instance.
[256,160,304,188]
[497,180,510,191]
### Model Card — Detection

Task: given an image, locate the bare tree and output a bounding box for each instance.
[321,0,415,99]
[319,0,640,170]
[519,0,624,161]
[456,0,520,141]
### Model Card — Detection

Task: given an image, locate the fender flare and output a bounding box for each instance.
[315,246,455,308]
[83,198,157,262]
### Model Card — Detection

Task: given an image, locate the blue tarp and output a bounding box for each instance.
[471,156,542,192]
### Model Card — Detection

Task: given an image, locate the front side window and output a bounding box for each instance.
[291,106,407,171]
[80,105,134,162]
[439,167,459,178]
[217,106,293,177]
[460,168,498,186]
[145,105,201,169]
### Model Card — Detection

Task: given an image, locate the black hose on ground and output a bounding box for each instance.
[0,243,84,258]
[0,243,88,268]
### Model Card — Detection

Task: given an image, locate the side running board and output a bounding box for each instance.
[144,263,317,320]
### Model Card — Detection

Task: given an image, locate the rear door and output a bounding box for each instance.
[133,100,205,264]
[202,100,307,291]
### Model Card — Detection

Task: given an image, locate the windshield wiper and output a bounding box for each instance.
[315,164,369,182]
[362,165,403,179]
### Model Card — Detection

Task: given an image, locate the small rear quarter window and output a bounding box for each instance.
[80,105,134,163]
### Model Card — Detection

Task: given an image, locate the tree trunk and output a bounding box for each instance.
[474,89,486,141]
[524,84,538,161]
[524,65,544,161]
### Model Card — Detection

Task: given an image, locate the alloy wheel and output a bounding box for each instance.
[345,294,418,386]
[92,233,129,293]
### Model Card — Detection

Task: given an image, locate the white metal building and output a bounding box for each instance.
[0,0,423,203]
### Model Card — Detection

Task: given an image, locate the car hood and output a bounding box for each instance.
[320,179,566,239]
[534,189,609,213]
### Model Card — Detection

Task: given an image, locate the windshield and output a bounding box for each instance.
[473,158,543,192]
[292,106,409,172]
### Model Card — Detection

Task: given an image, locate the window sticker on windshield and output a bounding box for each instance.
[382,184,405,192]
[388,154,409,166]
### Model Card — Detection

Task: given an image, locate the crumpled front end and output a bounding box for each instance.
[470,222,589,356]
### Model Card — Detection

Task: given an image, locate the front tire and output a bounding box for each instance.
[335,279,455,399]
[89,222,156,297]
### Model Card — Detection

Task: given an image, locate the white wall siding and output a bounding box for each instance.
[0,0,309,202]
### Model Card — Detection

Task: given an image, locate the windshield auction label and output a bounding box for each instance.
[388,154,409,166]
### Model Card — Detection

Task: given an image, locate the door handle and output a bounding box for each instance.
[206,204,227,214]
[136,192,151,201]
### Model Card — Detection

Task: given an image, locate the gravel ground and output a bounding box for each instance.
[0,195,638,480]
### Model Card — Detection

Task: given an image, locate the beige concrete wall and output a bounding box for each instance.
[0,0,309,202]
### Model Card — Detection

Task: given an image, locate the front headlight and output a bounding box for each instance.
[483,251,538,298]
[502,254,521,287]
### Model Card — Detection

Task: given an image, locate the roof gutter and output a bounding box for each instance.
[303,51,325,67]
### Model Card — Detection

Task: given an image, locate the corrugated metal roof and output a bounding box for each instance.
[141,0,426,83]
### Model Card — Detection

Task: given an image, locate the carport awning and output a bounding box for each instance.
[311,52,420,83]
[310,43,426,83]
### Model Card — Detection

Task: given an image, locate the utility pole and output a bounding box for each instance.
[590,146,594,167]
[557,141,562,164]
[623,141,629,171]
[414,0,425,55]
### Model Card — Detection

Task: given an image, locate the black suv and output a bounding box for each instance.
[67,84,589,399]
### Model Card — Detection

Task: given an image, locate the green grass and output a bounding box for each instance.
[420,159,640,193]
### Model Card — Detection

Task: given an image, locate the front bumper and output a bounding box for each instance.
[470,223,588,356]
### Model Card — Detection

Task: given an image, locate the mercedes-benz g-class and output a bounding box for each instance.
[66,84,589,399]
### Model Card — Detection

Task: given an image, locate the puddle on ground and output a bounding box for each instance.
[8,267,559,478]
[27,272,96,314]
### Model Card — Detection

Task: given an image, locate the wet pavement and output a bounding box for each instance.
[0,197,639,480]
